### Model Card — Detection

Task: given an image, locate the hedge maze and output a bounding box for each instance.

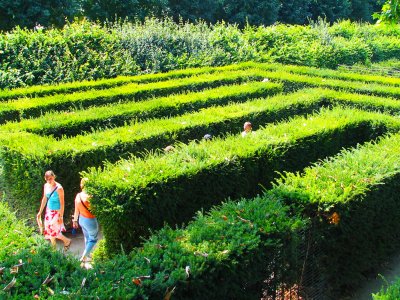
[1,62,400,298]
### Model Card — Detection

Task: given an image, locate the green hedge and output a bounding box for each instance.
[271,133,400,298]
[103,130,400,299]
[0,201,36,261]
[3,125,400,298]
[84,108,400,253]
[0,64,239,102]
[3,63,400,126]
[1,19,400,89]
[0,194,304,299]
[373,279,400,300]
[2,60,398,103]
[0,68,263,124]
[81,130,400,299]
[261,69,400,98]
[4,112,400,299]
[3,87,400,225]
[1,82,282,138]
[4,130,400,298]
[0,88,325,220]
[0,201,85,299]
[244,62,400,87]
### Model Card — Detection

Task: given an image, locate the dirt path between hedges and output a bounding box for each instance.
[55,229,103,259]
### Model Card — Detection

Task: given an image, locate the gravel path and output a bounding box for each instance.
[54,229,103,259]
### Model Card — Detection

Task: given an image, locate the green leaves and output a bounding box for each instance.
[373,0,400,24]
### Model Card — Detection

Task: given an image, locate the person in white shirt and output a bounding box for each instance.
[241,121,252,137]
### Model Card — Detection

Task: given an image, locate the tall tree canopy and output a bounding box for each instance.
[0,0,79,31]
[81,0,168,22]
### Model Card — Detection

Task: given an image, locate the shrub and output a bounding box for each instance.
[84,108,400,253]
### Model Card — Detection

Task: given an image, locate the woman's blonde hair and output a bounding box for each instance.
[80,177,89,188]
[44,170,56,179]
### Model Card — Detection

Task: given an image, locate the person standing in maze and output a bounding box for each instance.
[241,121,253,137]
[37,170,71,251]
[72,177,99,264]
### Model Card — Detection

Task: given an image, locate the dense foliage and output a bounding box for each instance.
[84,108,400,253]
[0,0,385,31]
[2,62,400,298]
[374,279,400,299]
[2,62,400,229]
[374,0,400,24]
[0,19,399,89]
[3,124,400,298]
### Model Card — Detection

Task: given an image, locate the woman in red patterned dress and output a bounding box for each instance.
[37,170,71,250]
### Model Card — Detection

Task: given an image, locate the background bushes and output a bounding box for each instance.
[0,19,399,89]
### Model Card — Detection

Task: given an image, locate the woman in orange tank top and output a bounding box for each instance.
[72,177,99,264]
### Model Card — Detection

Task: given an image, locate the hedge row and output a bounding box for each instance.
[0,193,302,299]
[3,64,400,127]
[0,88,325,219]
[84,108,400,253]
[102,130,400,299]
[0,201,36,261]
[0,63,253,102]
[0,201,85,299]
[244,62,400,87]
[2,87,400,223]
[262,69,400,98]
[2,60,399,103]
[3,64,400,126]
[1,82,282,138]
[3,130,400,298]
[0,68,263,124]
[271,133,400,297]
[1,19,400,89]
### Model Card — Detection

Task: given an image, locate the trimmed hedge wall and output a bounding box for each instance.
[0,64,237,102]
[0,88,323,220]
[3,86,400,226]
[5,130,400,298]
[106,131,400,299]
[1,82,282,138]
[3,116,400,299]
[271,133,400,297]
[2,60,399,103]
[84,108,400,253]
[0,68,263,124]
[2,63,400,125]
[0,201,85,299]
[0,194,303,299]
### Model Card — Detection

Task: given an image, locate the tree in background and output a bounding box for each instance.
[219,0,281,26]
[167,0,222,24]
[278,0,312,24]
[373,0,400,24]
[81,0,168,22]
[309,0,352,22]
[167,0,281,27]
[0,0,79,31]
[0,0,393,31]
[349,0,384,22]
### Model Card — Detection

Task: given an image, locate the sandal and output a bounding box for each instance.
[63,240,71,252]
